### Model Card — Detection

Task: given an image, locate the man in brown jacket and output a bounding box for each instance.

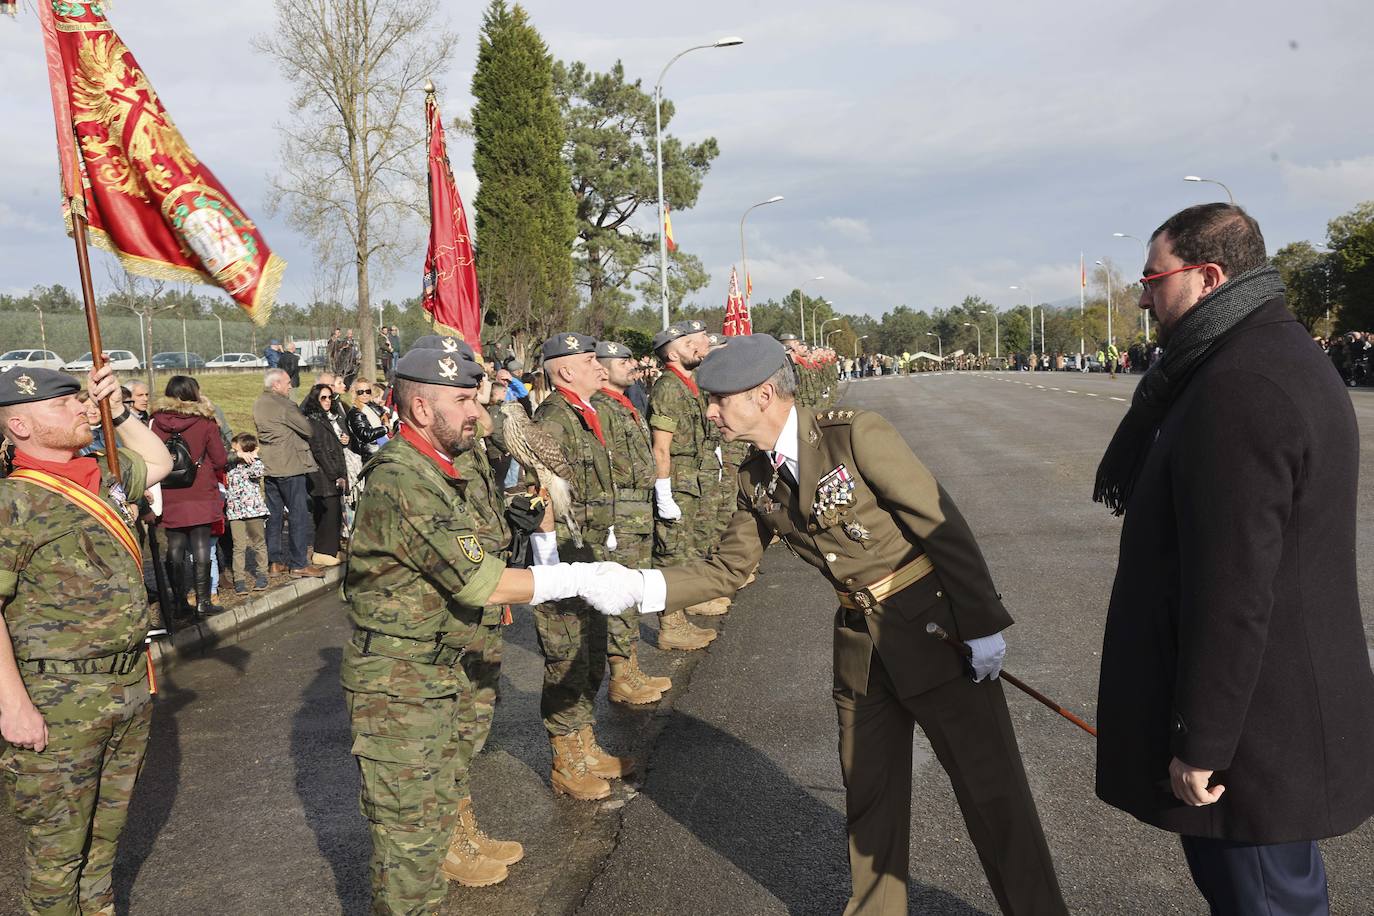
[587,334,1066,916]
[252,368,323,578]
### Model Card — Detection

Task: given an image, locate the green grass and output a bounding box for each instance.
[137,371,279,438]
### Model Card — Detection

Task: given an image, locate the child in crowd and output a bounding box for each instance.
[226,433,270,593]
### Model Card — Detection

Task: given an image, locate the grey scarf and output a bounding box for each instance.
[1092,263,1287,515]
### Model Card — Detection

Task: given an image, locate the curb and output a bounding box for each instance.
[149,568,343,671]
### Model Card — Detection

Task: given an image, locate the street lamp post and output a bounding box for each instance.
[215,314,224,360]
[819,317,843,351]
[826,329,842,349]
[978,308,998,359]
[962,322,982,357]
[1183,175,1235,204]
[924,331,942,364]
[1096,258,1113,353]
[31,302,47,357]
[739,195,784,323]
[1114,231,1150,342]
[854,335,868,359]
[798,275,823,341]
[812,299,833,347]
[655,37,744,331]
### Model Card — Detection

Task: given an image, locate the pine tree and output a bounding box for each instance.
[471,1,576,342]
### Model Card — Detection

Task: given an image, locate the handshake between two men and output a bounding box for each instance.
[526,561,655,618]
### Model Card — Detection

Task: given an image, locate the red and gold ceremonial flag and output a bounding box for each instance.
[663,202,677,253]
[723,266,751,336]
[37,1,283,324]
[422,88,482,352]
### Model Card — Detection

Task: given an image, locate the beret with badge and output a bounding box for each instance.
[595,340,634,360]
[540,332,597,361]
[777,333,800,342]
[394,348,485,389]
[695,334,790,395]
[652,317,708,352]
[0,365,82,407]
[407,334,477,361]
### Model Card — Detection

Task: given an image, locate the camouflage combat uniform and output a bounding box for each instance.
[592,387,655,659]
[530,390,612,736]
[342,434,509,915]
[649,367,718,563]
[714,438,755,539]
[0,449,151,916]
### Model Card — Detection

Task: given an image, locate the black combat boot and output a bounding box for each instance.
[166,559,196,624]
[193,562,226,618]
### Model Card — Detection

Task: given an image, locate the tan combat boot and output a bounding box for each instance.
[455,797,524,866]
[608,657,663,705]
[550,732,611,800]
[439,827,508,887]
[629,647,672,693]
[657,610,716,650]
[685,596,731,616]
[579,725,635,779]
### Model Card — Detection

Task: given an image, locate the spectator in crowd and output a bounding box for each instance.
[278,341,302,390]
[340,329,361,389]
[626,359,650,415]
[76,391,105,457]
[265,339,282,369]
[345,379,389,459]
[378,332,395,379]
[125,380,151,423]
[226,433,270,593]
[325,328,344,375]
[253,368,324,579]
[300,384,348,567]
[151,375,229,620]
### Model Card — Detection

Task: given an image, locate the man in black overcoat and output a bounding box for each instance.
[1094,202,1374,915]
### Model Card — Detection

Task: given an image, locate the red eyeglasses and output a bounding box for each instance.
[1140,264,1209,292]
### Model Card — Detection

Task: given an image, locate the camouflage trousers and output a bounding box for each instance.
[533,599,606,736]
[1,670,152,916]
[345,624,502,916]
[602,528,652,660]
[653,490,710,563]
[714,464,740,540]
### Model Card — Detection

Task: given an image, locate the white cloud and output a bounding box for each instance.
[825,217,872,242]
[1280,156,1374,206]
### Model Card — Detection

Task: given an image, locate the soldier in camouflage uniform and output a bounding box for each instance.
[342,346,620,912]
[593,341,672,703]
[648,321,728,647]
[779,334,816,407]
[0,364,174,916]
[527,333,639,802]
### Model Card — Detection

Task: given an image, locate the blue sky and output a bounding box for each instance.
[2,0,1372,320]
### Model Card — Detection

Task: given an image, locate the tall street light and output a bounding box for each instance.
[854,334,868,358]
[655,36,744,330]
[812,299,833,347]
[797,275,823,341]
[739,195,784,322]
[826,329,843,349]
[1010,284,1033,354]
[1183,175,1235,204]
[924,331,942,363]
[819,316,843,351]
[978,308,998,359]
[1113,231,1150,342]
[1096,259,1114,364]
[962,322,982,357]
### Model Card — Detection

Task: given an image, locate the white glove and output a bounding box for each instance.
[654,478,682,520]
[715,446,723,481]
[530,530,560,566]
[578,562,644,615]
[966,632,1006,682]
[605,525,617,552]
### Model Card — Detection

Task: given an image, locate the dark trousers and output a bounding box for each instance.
[1181,835,1329,916]
[311,490,342,558]
[833,654,1066,916]
[264,474,312,569]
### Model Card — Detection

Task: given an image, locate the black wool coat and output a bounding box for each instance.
[1097,298,1374,843]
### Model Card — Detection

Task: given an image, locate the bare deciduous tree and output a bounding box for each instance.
[256,0,454,378]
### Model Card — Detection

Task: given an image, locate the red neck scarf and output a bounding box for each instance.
[666,363,699,396]
[555,387,605,446]
[598,386,639,423]
[12,449,102,495]
[398,422,459,478]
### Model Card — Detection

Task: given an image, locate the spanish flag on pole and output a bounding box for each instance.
[663,203,677,253]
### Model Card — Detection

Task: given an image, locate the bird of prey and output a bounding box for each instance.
[499,401,582,548]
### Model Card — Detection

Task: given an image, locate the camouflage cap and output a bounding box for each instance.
[407,334,476,361]
[595,340,634,360]
[394,348,485,389]
[695,334,788,395]
[541,332,597,361]
[0,366,81,407]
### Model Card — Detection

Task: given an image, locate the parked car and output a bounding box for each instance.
[206,352,268,368]
[65,350,141,371]
[149,351,206,370]
[0,349,66,370]
[1084,356,1105,372]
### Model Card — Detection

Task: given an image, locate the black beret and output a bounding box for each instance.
[394,348,485,389]
[406,334,476,361]
[695,334,789,395]
[0,366,81,407]
[541,332,597,361]
[777,333,800,342]
[595,340,634,359]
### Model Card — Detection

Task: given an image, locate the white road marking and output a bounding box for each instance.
[1066,390,1078,394]
[1109,396,1127,402]
[1085,393,1098,397]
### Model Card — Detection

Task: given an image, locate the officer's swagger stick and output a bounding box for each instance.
[926,622,1097,737]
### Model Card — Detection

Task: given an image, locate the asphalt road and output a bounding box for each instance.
[3,369,1372,915]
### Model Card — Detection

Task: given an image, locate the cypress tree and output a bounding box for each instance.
[471,1,576,338]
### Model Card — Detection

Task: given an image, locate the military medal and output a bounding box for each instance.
[107,482,139,526]
[843,520,871,543]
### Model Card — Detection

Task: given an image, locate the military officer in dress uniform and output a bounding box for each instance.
[589,335,1067,916]
[342,346,624,912]
[0,364,174,916]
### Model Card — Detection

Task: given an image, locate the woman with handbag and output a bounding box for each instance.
[300,384,348,567]
[151,375,228,620]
